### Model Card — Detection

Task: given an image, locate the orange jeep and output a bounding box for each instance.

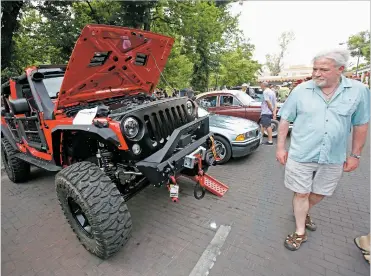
[1,24,226,259]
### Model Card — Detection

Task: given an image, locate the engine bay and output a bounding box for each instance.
[63,93,154,118]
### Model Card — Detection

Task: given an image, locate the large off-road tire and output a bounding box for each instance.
[55,161,132,259]
[1,137,30,183]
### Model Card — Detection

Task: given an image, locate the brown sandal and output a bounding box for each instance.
[284,232,308,251]
[305,214,317,231]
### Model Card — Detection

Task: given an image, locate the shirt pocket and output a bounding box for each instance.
[335,98,358,116]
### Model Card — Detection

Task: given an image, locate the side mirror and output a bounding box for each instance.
[8,98,30,115]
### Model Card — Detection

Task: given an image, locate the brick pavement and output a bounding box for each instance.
[1,136,370,276]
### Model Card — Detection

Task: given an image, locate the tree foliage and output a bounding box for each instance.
[210,43,261,87]
[1,1,25,80]
[265,31,295,76]
[2,0,261,92]
[346,30,370,64]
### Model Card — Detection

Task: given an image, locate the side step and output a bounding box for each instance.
[179,173,229,198]
[201,174,229,197]
[15,153,62,172]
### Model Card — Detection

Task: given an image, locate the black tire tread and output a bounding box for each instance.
[1,137,30,183]
[55,161,132,259]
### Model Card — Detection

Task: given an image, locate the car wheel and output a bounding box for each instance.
[1,137,30,183]
[264,119,279,138]
[213,136,232,165]
[55,161,132,259]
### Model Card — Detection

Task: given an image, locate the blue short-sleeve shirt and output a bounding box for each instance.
[278,75,370,164]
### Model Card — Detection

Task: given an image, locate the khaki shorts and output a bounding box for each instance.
[284,157,343,196]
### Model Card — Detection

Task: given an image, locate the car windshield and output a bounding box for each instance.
[42,76,64,99]
[253,94,264,102]
[234,91,256,105]
[197,106,209,117]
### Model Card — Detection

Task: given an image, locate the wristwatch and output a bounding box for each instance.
[350,153,361,159]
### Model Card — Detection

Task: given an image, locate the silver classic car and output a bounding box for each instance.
[198,107,261,164]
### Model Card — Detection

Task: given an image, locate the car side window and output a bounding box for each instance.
[198,96,217,108]
[220,95,241,106]
[220,95,233,106]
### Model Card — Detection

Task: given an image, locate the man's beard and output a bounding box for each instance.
[314,78,327,88]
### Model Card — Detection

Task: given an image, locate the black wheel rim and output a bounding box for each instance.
[68,197,93,238]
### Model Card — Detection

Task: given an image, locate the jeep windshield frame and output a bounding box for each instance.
[41,75,64,99]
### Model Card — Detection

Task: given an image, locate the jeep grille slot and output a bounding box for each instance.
[171,107,181,127]
[144,104,191,145]
[144,115,155,141]
[159,110,170,138]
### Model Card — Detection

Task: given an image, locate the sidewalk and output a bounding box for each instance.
[1,136,370,276]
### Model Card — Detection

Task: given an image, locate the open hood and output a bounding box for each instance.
[55,24,174,110]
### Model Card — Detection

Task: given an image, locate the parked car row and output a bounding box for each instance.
[196,89,293,137]
[194,89,294,164]
[198,107,261,164]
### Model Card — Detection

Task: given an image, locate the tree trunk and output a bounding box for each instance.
[1,1,24,71]
[143,3,151,31]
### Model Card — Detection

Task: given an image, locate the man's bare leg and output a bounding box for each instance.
[308,192,325,210]
[260,125,265,139]
[293,192,310,235]
[267,126,273,143]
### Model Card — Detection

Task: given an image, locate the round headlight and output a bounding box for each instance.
[123,117,139,139]
[186,100,194,115]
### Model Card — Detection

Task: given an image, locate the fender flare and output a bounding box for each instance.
[51,125,121,147]
[1,125,19,150]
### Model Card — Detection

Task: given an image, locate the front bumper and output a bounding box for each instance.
[231,136,261,158]
[136,116,214,186]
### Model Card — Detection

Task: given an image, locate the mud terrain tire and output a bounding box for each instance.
[55,161,132,259]
[1,137,30,183]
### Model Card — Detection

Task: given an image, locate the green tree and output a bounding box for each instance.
[4,0,261,93]
[265,31,295,76]
[1,1,25,81]
[211,43,261,87]
[346,30,370,64]
[12,8,63,73]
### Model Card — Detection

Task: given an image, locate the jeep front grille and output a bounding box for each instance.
[144,104,190,143]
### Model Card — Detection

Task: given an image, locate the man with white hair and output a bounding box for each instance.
[276,49,370,251]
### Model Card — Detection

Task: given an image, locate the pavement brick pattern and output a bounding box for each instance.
[2,136,370,276]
